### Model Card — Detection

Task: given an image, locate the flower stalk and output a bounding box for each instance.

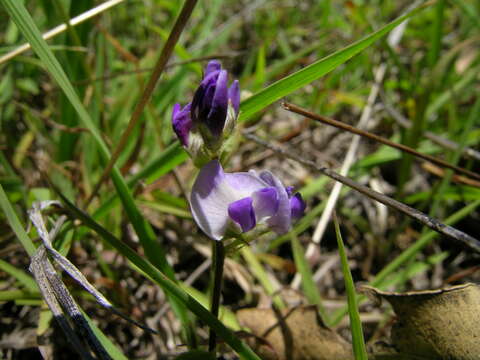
[209,240,225,353]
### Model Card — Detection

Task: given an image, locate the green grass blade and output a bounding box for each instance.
[0,259,38,293]
[0,186,129,358]
[89,143,187,222]
[0,0,173,277]
[428,0,445,67]
[0,183,36,256]
[240,246,285,309]
[56,190,261,360]
[1,0,193,340]
[333,216,368,360]
[0,290,41,302]
[238,3,430,122]
[290,232,326,321]
[330,199,480,326]
[81,308,129,360]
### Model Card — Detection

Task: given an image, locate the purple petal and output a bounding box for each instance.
[259,171,291,234]
[206,70,228,136]
[172,103,180,119]
[190,160,240,240]
[252,187,279,221]
[290,193,306,220]
[201,70,221,87]
[191,70,220,123]
[172,103,192,146]
[228,80,240,115]
[205,60,221,76]
[285,186,294,197]
[228,197,256,232]
[201,84,216,119]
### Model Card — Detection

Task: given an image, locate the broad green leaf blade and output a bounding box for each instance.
[238,3,431,122]
[334,217,368,360]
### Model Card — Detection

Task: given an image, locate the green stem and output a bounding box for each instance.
[209,240,225,353]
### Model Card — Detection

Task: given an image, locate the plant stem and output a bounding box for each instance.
[209,240,225,353]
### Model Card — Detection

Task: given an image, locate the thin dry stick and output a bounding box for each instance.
[243,132,480,253]
[0,0,125,65]
[68,54,244,87]
[84,0,199,207]
[283,102,480,181]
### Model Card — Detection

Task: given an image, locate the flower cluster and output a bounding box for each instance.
[189,160,306,240]
[172,60,305,240]
[172,60,240,161]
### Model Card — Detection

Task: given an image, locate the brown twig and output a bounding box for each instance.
[44,117,89,133]
[282,102,480,181]
[422,162,480,188]
[243,132,480,253]
[84,0,199,207]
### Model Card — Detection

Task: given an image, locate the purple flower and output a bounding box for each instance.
[190,160,306,240]
[172,103,192,147]
[172,60,240,150]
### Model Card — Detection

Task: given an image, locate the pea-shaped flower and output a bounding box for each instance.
[190,160,306,240]
[172,60,240,156]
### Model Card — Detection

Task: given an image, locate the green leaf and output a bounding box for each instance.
[240,246,285,309]
[330,199,480,326]
[239,3,431,122]
[56,191,260,359]
[333,216,368,360]
[0,183,36,256]
[0,0,193,340]
[0,259,38,293]
[290,232,326,321]
[81,308,129,360]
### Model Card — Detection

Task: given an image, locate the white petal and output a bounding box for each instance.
[190,160,243,240]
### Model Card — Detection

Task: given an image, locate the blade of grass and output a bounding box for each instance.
[238,2,433,122]
[333,214,368,360]
[329,199,480,326]
[1,0,195,344]
[0,183,36,256]
[55,189,261,360]
[0,185,130,358]
[0,0,125,65]
[81,308,129,360]
[240,246,285,309]
[0,259,38,293]
[0,290,41,302]
[290,232,326,321]
[428,0,445,67]
[85,0,199,206]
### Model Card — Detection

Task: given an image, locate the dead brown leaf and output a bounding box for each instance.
[362,283,480,360]
[236,305,352,360]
